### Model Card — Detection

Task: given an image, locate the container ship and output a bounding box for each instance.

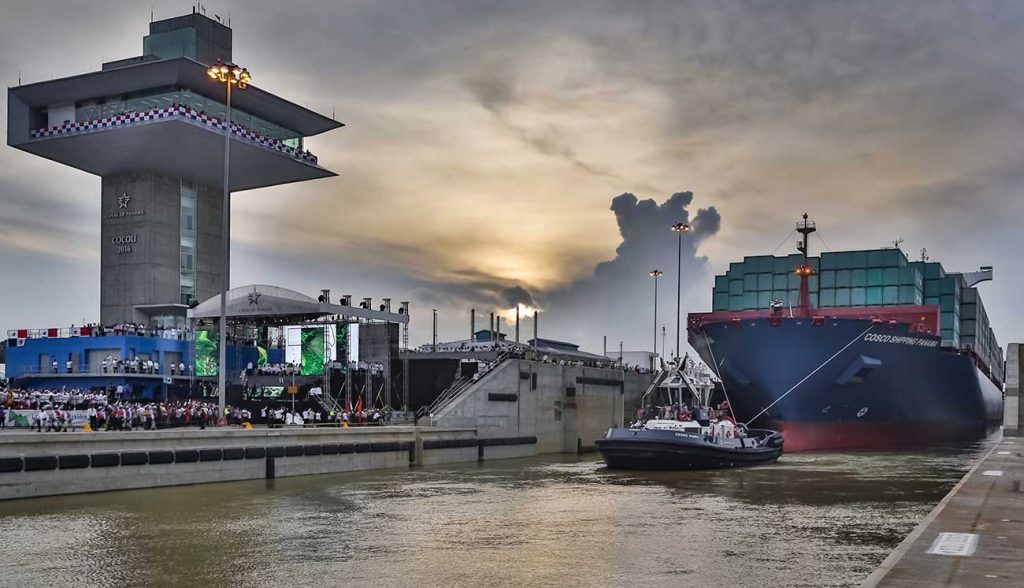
[687,215,1004,451]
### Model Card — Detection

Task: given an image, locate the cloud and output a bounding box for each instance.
[535,191,721,353]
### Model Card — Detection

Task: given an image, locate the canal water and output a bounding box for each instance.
[0,440,993,588]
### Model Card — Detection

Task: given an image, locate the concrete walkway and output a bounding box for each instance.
[864,436,1024,587]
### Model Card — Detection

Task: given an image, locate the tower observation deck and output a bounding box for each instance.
[6,11,343,327]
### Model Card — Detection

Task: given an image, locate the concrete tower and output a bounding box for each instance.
[7,11,342,327]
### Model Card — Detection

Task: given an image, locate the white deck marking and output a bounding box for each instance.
[926,533,979,557]
[982,470,1003,477]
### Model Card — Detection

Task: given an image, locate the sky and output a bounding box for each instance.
[1,0,1022,357]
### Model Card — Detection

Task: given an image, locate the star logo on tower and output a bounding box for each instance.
[248,288,262,306]
[118,192,131,209]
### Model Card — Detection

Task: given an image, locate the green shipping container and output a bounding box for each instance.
[866,287,883,305]
[836,269,851,288]
[743,292,757,309]
[883,285,899,305]
[758,273,773,290]
[851,268,866,287]
[867,268,883,287]
[729,280,743,295]
[820,270,836,288]
[899,266,916,286]
[729,295,743,311]
[715,275,729,292]
[940,295,959,313]
[898,285,921,305]
[713,292,728,310]
[851,287,866,306]
[835,288,851,306]
[819,288,835,307]
[744,274,757,291]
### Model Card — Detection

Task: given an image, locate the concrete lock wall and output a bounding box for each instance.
[0,427,540,501]
[1005,342,1021,436]
[435,359,652,453]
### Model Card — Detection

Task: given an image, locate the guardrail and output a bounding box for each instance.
[14,364,193,378]
[28,105,319,165]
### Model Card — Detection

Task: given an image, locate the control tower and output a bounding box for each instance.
[6,11,342,327]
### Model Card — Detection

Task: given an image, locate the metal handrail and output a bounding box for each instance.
[15,364,192,377]
[428,350,511,416]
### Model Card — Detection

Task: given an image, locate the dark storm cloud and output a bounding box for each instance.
[500,285,537,308]
[535,191,721,352]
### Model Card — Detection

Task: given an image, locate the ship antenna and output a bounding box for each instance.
[892,238,904,249]
[920,248,929,262]
[794,213,816,318]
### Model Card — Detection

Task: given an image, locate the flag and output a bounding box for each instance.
[354,397,363,413]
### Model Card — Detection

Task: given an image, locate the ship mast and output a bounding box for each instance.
[795,213,816,318]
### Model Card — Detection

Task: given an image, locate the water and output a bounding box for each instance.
[0,440,994,588]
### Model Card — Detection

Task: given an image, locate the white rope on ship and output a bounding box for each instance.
[741,323,876,426]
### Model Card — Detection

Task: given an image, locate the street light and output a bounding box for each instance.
[670,222,691,361]
[207,59,250,418]
[649,269,662,363]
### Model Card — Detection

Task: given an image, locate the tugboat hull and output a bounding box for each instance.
[596,428,783,471]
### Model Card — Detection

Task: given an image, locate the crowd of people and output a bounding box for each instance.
[0,387,252,432]
[0,385,395,432]
[262,405,392,427]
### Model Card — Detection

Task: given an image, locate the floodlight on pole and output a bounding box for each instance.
[207,59,250,418]
[649,269,663,361]
[670,222,691,361]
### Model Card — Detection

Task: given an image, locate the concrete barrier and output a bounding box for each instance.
[0,426,541,500]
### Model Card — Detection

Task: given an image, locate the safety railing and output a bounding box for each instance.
[29,105,318,165]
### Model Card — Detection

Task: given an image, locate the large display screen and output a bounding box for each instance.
[300,327,325,376]
[194,329,218,376]
[283,325,337,374]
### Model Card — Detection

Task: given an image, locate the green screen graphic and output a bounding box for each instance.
[257,345,268,367]
[336,324,348,372]
[300,327,325,376]
[194,329,218,376]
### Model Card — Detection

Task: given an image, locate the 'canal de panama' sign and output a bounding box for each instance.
[105,191,146,220]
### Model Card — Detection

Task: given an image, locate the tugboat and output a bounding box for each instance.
[596,357,784,470]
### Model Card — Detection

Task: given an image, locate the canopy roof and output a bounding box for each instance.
[10,57,342,136]
[189,285,408,324]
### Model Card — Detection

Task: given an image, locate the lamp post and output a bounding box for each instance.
[649,269,662,363]
[670,222,691,361]
[207,60,251,417]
